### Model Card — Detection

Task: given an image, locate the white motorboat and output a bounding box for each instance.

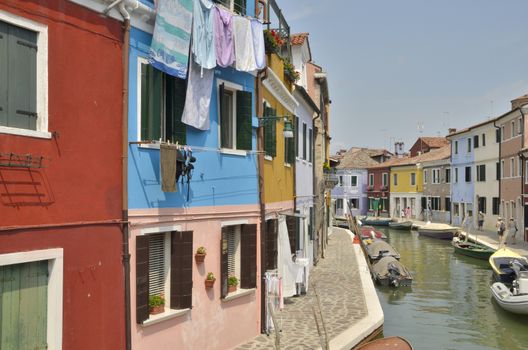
[490,260,528,315]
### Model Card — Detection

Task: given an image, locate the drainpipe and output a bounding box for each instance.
[257,67,268,334]
[494,120,502,219]
[103,1,131,348]
[312,112,320,265]
[519,107,526,238]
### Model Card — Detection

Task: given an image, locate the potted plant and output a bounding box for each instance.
[195,246,206,263]
[264,29,283,54]
[283,59,300,83]
[204,272,216,288]
[149,294,165,315]
[227,276,239,293]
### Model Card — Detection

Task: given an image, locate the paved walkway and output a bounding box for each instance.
[235,227,383,350]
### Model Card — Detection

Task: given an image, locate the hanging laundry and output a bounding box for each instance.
[192,0,216,69]
[160,143,178,192]
[251,19,266,69]
[149,0,193,79]
[213,6,235,68]
[233,15,257,72]
[181,60,214,130]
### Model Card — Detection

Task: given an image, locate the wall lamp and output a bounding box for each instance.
[259,116,294,138]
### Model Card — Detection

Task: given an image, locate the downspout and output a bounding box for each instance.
[494,120,502,219]
[257,67,268,334]
[312,112,320,265]
[519,109,526,238]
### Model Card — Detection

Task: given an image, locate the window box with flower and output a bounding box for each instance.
[283,59,300,83]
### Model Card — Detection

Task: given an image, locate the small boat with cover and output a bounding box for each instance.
[388,220,413,230]
[489,247,528,283]
[371,256,413,287]
[417,222,458,240]
[367,240,401,261]
[359,216,393,226]
[491,260,528,314]
[355,336,413,350]
[360,226,387,241]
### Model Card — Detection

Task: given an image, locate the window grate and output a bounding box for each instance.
[149,233,166,297]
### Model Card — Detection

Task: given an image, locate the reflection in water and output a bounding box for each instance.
[376,228,528,350]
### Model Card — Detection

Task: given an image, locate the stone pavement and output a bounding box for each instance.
[234,227,382,350]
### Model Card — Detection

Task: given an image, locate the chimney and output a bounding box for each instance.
[448,128,457,134]
[394,142,405,158]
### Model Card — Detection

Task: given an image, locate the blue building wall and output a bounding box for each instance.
[331,169,368,216]
[127,27,259,209]
[450,134,475,225]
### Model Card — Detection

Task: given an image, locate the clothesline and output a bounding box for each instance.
[129,140,266,155]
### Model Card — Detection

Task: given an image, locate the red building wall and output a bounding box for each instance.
[0,1,124,349]
[366,167,390,215]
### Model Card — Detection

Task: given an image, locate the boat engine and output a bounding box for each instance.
[388,262,401,287]
[510,260,528,295]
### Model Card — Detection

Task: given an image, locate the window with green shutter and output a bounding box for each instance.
[219,83,253,151]
[0,20,38,130]
[140,63,186,145]
[263,105,277,157]
[236,90,252,150]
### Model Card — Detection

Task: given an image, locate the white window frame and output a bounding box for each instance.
[351,175,358,187]
[501,125,505,141]
[217,79,245,154]
[511,157,515,178]
[0,10,50,139]
[382,172,388,187]
[455,167,458,183]
[454,141,458,154]
[393,173,398,186]
[511,121,515,138]
[423,169,428,184]
[519,156,522,177]
[467,137,471,153]
[0,248,63,350]
[410,172,416,186]
[501,160,505,179]
[432,168,440,184]
[368,173,374,187]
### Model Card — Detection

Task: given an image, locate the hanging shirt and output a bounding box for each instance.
[149,0,193,79]
[192,0,216,69]
[213,5,236,67]
[233,15,257,72]
[181,60,214,130]
[251,19,266,69]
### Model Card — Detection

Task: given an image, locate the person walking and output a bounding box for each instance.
[496,217,506,247]
[509,217,518,245]
[478,211,484,231]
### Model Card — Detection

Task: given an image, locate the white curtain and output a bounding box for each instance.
[278,215,301,297]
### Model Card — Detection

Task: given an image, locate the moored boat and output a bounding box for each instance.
[355,336,413,350]
[371,256,413,287]
[452,237,495,260]
[389,220,413,230]
[417,223,458,240]
[490,260,528,315]
[489,247,528,283]
[360,226,387,241]
[359,216,393,226]
[367,240,401,261]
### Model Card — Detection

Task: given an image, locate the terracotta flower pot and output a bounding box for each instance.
[149,305,164,315]
[228,285,237,293]
[195,253,206,263]
[205,278,216,288]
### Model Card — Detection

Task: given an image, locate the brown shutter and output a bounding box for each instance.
[240,224,257,289]
[171,231,193,309]
[286,215,297,255]
[221,227,229,298]
[136,235,150,324]
[265,219,278,270]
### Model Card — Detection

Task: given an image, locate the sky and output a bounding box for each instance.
[278,0,528,154]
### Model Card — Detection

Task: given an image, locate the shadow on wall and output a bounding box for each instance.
[0,168,55,207]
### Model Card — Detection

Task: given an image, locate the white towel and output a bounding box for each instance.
[181,60,214,130]
[233,16,257,72]
[251,19,266,69]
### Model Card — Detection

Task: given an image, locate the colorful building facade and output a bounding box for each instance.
[366,164,391,217]
[449,131,475,226]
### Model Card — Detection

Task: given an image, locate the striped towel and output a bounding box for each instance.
[149,0,194,79]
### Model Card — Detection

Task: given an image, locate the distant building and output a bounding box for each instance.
[409,137,448,157]
[421,146,451,223]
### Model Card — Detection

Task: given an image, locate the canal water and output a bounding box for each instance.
[375,227,528,350]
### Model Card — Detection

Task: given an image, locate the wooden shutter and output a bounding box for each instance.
[236,90,252,150]
[171,231,193,309]
[302,123,307,160]
[295,117,299,157]
[309,128,313,162]
[136,235,150,324]
[308,207,314,240]
[287,136,295,164]
[264,106,272,156]
[286,215,297,255]
[240,224,257,288]
[8,24,37,130]
[221,227,229,298]
[166,76,187,145]
[141,64,162,141]
[265,219,278,270]
[0,22,7,126]
[270,108,277,157]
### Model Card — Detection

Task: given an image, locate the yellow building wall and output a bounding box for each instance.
[263,53,294,205]
[390,165,423,193]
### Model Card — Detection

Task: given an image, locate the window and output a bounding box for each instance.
[369,173,374,186]
[474,135,479,148]
[410,172,416,186]
[349,198,359,210]
[295,117,299,158]
[496,162,501,180]
[519,117,523,135]
[263,104,276,157]
[432,169,440,184]
[478,196,487,214]
[519,157,522,177]
[136,229,193,324]
[445,197,451,212]
[476,164,486,182]
[511,157,515,177]
[219,82,252,151]
[423,170,428,184]
[482,133,486,146]
[265,219,278,270]
[284,126,294,164]
[0,249,63,349]
[492,197,500,215]
[351,175,358,187]
[382,173,388,187]
[308,128,313,162]
[430,197,440,210]
[454,141,458,154]
[336,198,343,209]
[302,123,307,160]
[140,62,187,144]
[338,175,343,186]
[0,16,49,138]
[453,203,459,216]
[455,168,458,183]
[496,128,501,143]
[511,121,515,138]
[465,166,471,182]
[501,160,505,179]
[393,173,398,186]
[501,125,505,141]
[215,0,247,14]
[221,224,257,298]
[467,138,472,152]
[445,168,451,184]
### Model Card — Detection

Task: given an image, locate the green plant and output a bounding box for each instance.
[149,295,165,308]
[196,246,206,255]
[206,272,215,281]
[227,276,239,287]
[323,162,330,170]
[283,58,300,82]
[264,29,283,53]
